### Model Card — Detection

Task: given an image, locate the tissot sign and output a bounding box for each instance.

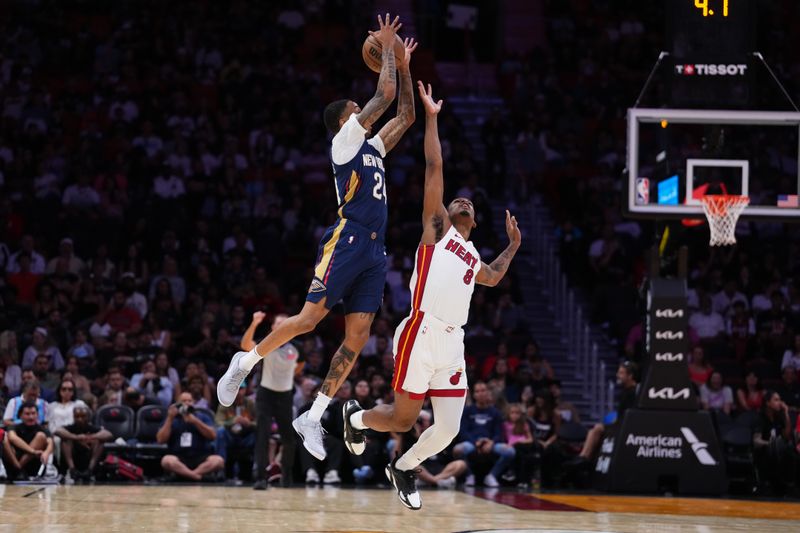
[674,63,748,76]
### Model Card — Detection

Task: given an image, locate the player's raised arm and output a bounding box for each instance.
[376,37,417,153]
[417,81,450,245]
[356,14,401,130]
[476,210,521,287]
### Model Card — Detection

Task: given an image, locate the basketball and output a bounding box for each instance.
[362,34,405,73]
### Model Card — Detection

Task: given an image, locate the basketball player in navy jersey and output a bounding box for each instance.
[217,14,417,461]
[342,82,521,509]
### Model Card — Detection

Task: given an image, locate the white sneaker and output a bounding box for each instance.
[323,469,341,484]
[483,473,499,487]
[216,351,252,407]
[305,468,320,484]
[465,474,475,486]
[436,476,456,489]
[43,463,59,481]
[292,412,327,460]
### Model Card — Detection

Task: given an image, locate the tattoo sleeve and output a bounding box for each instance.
[377,65,415,152]
[357,43,397,129]
[483,243,519,286]
[320,344,358,396]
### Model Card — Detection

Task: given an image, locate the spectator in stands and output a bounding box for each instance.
[154,352,179,390]
[32,354,60,393]
[6,252,41,306]
[47,378,87,441]
[3,380,47,426]
[569,362,638,466]
[98,368,126,406]
[157,391,223,481]
[5,402,56,480]
[699,372,734,415]
[737,371,765,412]
[776,367,800,411]
[55,405,113,481]
[186,375,212,410]
[22,327,64,371]
[727,301,755,362]
[45,238,85,276]
[214,382,256,479]
[130,358,173,407]
[65,331,95,363]
[781,334,800,372]
[493,293,526,337]
[1,331,22,395]
[503,403,537,488]
[712,279,748,318]
[62,356,92,403]
[687,346,713,387]
[550,380,580,423]
[6,235,46,274]
[453,381,516,487]
[689,296,726,340]
[753,391,796,495]
[102,289,143,335]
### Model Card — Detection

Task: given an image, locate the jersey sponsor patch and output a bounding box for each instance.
[309,278,327,293]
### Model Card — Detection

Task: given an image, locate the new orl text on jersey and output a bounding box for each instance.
[362,153,384,171]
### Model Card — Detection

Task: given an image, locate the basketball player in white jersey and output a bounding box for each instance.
[342,81,521,510]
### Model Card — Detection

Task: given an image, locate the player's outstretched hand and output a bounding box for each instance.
[368,13,402,49]
[505,209,521,247]
[398,37,418,69]
[251,311,266,326]
[417,81,443,115]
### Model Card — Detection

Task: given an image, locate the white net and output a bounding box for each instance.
[701,195,750,246]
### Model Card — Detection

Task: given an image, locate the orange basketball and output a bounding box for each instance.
[362,34,405,73]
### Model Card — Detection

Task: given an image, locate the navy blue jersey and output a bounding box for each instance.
[330,114,388,240]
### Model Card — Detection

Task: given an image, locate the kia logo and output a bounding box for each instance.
[648,387,691,400]
[655,331,684,340]
[655,309,684,318]
[655,352,684,362]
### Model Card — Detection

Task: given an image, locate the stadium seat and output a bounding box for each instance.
[136,405,168,443]
[95,405,136,441]
[721,425,758,494]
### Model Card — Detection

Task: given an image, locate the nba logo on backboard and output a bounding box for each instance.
[635,178,649,205]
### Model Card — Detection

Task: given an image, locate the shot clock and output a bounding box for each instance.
[665,0,758,107]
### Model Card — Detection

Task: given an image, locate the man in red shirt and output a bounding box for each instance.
[6,253,41,306]
[103,289,142,334]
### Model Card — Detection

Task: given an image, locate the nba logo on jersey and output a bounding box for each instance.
[635,177,649,205]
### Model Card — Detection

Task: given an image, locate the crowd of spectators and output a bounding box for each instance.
[0,0,556,488]
[494,0,800,494]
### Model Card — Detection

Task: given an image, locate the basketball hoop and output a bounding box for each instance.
[701,195,750,246]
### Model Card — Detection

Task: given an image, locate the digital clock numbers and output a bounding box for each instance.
[694,0,729,17]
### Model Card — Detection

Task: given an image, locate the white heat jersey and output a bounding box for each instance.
[408,225,481,326]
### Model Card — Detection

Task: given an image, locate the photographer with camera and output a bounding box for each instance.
[131,358,173,407]
[156,392,223,481]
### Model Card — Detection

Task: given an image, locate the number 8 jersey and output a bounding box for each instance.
[330,114,388,240]
[409,225,482,327]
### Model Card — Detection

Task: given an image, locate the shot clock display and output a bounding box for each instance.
[666,0,758,107]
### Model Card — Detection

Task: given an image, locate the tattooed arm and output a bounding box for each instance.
[356,15,401,130]
[476,210,522,287]
[418,81,450,246]
[376,38,417,153]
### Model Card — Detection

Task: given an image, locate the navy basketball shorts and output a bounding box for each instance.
[306,219,387,314]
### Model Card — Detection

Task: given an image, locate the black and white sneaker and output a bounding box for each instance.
[385,458,421,510]
[342,399,366,455]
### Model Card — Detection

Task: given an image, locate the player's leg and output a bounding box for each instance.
[217,299,329,407]
[359,391,424,433]
[385,395,465,510]
[294,255,384,459]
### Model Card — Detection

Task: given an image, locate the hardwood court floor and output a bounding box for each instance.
[1,483,800,532]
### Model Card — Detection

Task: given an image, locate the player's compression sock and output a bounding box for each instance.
[239,348,262,371]
[308,392,332,422]
[394,454,418,472]
[349,410,368,430]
